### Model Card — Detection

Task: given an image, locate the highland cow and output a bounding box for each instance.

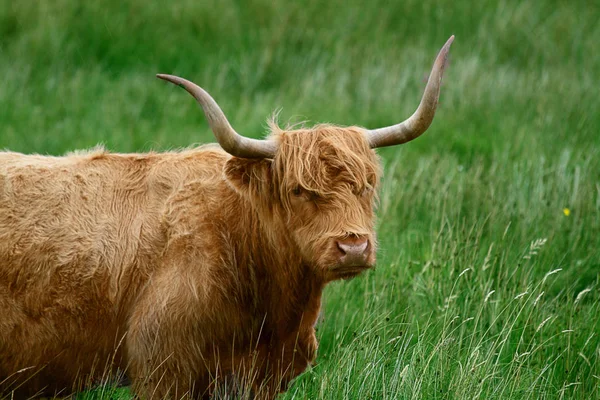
[0,37,453,399]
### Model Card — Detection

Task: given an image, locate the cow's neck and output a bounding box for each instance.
[229,194,325,340]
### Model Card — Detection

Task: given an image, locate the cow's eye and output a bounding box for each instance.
[359,185,373,197]
[292,186,303,196]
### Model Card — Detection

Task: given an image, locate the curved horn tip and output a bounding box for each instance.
[439,35,455,61]
[440,35,455,53]
[156,73,184,86]
[443,35,455,54]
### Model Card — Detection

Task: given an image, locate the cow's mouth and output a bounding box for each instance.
[329,263,373,280]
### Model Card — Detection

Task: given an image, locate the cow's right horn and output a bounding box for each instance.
[366,35,454,149]
[157,74,277,159]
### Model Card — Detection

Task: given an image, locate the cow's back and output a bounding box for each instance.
[0,145,229,396]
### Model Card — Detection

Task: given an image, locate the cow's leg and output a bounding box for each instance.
[239,329,317,400]
[124,272,216,399]
[126,334,210,399]
[271,328,318,395]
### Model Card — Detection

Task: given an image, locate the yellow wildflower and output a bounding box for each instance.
[563,208,570,216]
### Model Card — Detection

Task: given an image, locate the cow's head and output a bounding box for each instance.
[158,36,453,281]
[223,122,382,281]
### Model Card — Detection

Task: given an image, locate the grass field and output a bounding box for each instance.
[1,0,599,398]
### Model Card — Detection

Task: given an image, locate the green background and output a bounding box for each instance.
[1,1,598,398]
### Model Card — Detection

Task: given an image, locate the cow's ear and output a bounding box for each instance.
[224,157,271,196]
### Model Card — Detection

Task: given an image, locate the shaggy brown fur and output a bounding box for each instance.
[0,124,381,399]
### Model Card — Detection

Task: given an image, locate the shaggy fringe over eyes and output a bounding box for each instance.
[267,119,382,208]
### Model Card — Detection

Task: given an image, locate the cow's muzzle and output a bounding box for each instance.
[335,236,371,268]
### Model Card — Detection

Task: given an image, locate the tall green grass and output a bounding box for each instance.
[0,0,598,398]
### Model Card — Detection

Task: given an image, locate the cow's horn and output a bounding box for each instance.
[157,74,277,158]
[367,35,454,149]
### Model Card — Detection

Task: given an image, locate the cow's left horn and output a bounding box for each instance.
[367,35,454,149]
[157,74,277,158]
